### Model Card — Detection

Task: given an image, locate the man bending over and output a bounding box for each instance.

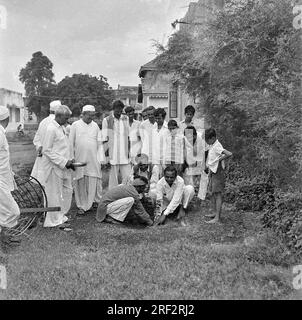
[96,176,153,227]
[155,165,195,227]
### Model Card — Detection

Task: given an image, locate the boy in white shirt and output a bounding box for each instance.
[205,128,232,224]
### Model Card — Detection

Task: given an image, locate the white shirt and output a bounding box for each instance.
[0,124,14,190]
[139,120,156,162]
[101,113,130,165]
[151,122,169,164]
[129,119,141,159]
[185,130,206,175]
[206,139,225,173]
[42,120,71,182]
[33,114,55,150]
[69,119,101,180]
[156,176,185,216]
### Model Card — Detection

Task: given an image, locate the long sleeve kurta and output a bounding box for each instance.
[69,119,101,181]
[42,120,71,182]
[151,122,169,165]
[0,124,20,229]
[31,114,55,184]
[139,120,156,163]
[101,113,130,165]
[156,176,185,216]
[33,114,55,150]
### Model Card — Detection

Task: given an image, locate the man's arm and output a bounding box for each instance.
[132,199,153,226]
[163,179,184,216]
[219,149,233,161]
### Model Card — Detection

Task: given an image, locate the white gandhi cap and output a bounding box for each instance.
[82,105,95,112]
[49,100,62,112]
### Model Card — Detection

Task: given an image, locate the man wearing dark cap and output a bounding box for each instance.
[96,176,153,226]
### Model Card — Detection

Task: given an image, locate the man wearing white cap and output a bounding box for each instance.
[42,105,75,229]
[69,105,102,215]
[31,100,61,185]
[0,106,20,244]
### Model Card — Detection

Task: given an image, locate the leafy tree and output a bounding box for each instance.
[155,0,302,189]
[19,51,56,121]
[56,74,114,116]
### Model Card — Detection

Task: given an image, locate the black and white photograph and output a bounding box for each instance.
[0,0,301,303]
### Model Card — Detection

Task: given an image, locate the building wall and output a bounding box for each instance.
[0,88,24,132]
[141,71,170,109]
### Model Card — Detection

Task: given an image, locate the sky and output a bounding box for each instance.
[0,0,192,93]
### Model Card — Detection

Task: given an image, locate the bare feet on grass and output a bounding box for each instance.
[206,218,220,224]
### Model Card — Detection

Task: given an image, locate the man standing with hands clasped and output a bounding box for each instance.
[42,105,75,231]
[31,100,61,186]
[69,105,102,215]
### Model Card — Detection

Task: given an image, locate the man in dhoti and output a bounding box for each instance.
[42,105,75,230]
[31,100,62,185]
[154,165,195,227]
[101,100,131,189]
[0,106,20,247]
[96,176,153,227]
[69,105,102,215]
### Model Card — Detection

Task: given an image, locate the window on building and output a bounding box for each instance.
[15,108,20,122]
[169,91,178,118]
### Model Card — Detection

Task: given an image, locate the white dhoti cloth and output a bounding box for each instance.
[74,176,102,211]
[109,164,131,190]
[0,181,20,232]
[43,171,73,228]
[107,197,134,222]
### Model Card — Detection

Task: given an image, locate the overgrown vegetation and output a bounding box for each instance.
[155,0,301,254]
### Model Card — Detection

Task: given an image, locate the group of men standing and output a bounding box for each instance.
[0,98,207,241]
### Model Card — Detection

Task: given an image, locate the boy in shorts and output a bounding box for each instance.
[205,128,232,224]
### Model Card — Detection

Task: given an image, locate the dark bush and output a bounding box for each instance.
[262,191,302,255]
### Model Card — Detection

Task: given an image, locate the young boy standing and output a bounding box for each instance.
[205,128,232,224]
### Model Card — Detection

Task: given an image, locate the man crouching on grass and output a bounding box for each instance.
[154,165,195,227]
[96,176,153,227]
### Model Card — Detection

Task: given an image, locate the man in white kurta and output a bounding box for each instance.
[101,100,131,189]
[139,107,156,164]
[0,106,20,236]
[42,105,75,228]
[31,100,62,185]
[69,105,102,214]
[153,108,169,173]
[125,106,141,164]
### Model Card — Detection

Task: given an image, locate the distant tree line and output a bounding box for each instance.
[19,51,114,121]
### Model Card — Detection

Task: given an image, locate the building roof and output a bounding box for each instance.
[139,58,160,78]
[0,88,23,96]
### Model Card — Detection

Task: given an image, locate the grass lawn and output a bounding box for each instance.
[0,141,301,300]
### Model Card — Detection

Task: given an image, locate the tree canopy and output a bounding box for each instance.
[56,74,114,116]
[19,51,56,120]
[19,53,114,118]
